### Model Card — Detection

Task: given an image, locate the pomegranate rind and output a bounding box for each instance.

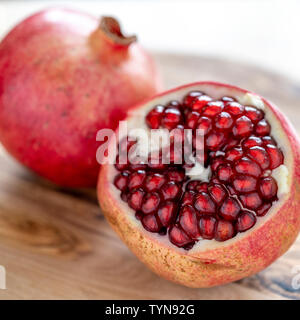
[0,8,162,187]
[98,81,300,288]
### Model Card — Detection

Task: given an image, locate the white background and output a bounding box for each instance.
[0,0,299,83]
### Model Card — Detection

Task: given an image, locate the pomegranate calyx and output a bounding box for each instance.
[98,16,137,47]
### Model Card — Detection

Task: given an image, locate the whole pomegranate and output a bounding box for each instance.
[0,8,162,187]
[98,81,300,287]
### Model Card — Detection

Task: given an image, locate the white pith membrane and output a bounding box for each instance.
[107,83,292,254]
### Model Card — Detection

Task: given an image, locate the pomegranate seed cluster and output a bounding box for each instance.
[113,91,284,249]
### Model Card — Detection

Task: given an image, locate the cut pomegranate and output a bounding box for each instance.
[112,92,289,259]
[110,87,286,250]
[99,82,300,288]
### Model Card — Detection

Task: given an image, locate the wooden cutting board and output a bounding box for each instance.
[0,53,300,300]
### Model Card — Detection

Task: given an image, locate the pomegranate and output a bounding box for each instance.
[98,81,300,287]
[0,8,162,187]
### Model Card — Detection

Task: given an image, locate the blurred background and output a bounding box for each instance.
[0,0,300,83]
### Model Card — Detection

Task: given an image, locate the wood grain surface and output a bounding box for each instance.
[0,53,300,300]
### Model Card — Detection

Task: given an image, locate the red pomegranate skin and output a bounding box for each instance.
[0,8,162,187]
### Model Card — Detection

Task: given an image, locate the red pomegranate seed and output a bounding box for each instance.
[191,95,212,111]
[240,192,262,210]
[184,91,203,106]
[236,211,256,232]
[217,164,233,182]
[128,170,146,190]
[161,181,181,200]
[199,216,217,239]
[244,106,264,123]
[211,157,224,171]
[255,119,271,136]
[144,173,166,192]
[208,184,226,204]
[128,189,145,210]
[206,131,225,150]
[179,205,200,239]
[141,192,161,214]
[196,116,212,135]
[242,136,263,149]
[141,214,161,233]
[256,202,272,216]
[223,138,239,151]
[157,201,176,227]
[169,225,193,248]
[235,157,262,177]
[221,96,235,103]
[194,182,209,192]
[185,180,200,191]
[214,112,233,130]
[262,136,276,145]
[224,101,244,117]
[233,174,257,193]
[202,101,224,117]
[186,111,200,129]
[225,147,243,162]
[219,197,241,221]
[166,100,181,108]
[232,116,254,137]
[265,144,284,169]
[182,190,196,206]
[247,146,270,169]
[114,172,129,191]
[194,192,216,214]
[259,177,278,199]
[167,169,185,182]
[215,220,235,241]
[161,107,182,129]
[146,105,164,129]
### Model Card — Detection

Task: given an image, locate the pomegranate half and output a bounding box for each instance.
[98,81,300,288]
[0,8,162,187]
